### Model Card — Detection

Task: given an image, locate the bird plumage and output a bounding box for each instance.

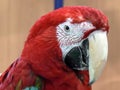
[0,6,109,90]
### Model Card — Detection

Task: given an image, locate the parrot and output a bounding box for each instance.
[0,6,109,90]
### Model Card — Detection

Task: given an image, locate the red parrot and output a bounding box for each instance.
[0,6,109,90]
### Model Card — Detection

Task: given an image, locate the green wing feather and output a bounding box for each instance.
[15,76,43,90]
[15,80,22,90]
[24,76,43,90]
[35,77,43,89]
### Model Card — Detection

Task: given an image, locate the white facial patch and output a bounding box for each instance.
[56,18,95,60]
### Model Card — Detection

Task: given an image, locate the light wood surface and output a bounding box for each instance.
[0,0,120,90]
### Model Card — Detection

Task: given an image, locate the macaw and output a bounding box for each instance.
[0,6,109,90]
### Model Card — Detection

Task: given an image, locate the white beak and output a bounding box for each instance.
[88,30,108,84]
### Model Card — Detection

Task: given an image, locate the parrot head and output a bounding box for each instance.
[22,6,109,86]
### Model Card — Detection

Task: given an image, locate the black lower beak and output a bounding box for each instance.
[64,39,89,70]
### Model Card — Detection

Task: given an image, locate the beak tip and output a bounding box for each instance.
[89,79,95,85]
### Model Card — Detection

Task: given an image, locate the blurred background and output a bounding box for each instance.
[0,0,120,90]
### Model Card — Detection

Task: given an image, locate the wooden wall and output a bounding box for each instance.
[0,0,120,90]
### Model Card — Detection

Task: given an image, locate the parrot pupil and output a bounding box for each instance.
[64,25,70,32]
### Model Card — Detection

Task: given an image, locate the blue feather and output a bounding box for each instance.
[24,86,39,90]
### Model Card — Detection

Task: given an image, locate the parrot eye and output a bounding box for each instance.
[64,25,70,32]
